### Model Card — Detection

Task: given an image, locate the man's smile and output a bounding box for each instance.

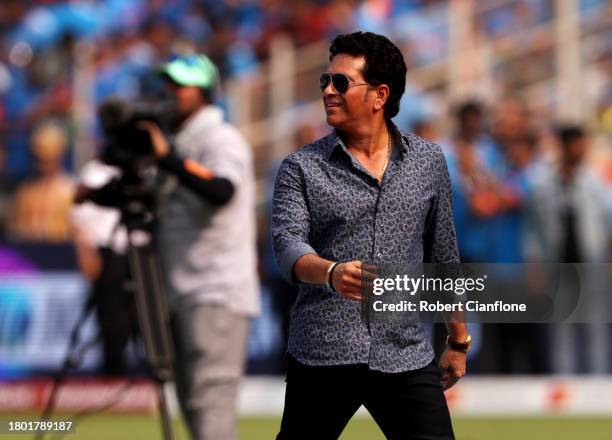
[324,100,342,111]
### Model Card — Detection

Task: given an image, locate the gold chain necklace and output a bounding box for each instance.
[379,129,392,183]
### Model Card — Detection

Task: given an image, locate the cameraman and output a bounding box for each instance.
[143,55,260,440]
[74,54,259,439]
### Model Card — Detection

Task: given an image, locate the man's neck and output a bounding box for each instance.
[340,118,389,158]
[178,103,209,131]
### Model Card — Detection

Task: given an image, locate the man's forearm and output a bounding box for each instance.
[293,253,334,285]
[158,152,234,205]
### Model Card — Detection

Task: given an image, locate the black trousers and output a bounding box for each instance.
[276,356,455,440]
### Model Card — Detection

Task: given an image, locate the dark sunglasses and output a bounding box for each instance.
[319,73,368,94]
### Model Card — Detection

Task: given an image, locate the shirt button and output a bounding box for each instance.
[377,252,382,259]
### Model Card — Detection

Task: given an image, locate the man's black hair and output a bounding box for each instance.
[329,31,406,120]
[455,101,483,121]
[557,125,584,147]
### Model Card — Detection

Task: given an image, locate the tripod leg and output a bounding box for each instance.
[127,241,174,381]
[35,295,97,440]
[34,376,61,440]
[157,381,176,440]
[126,233,176,440]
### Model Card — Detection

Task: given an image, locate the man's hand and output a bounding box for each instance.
[138,121,170,158]
[438,348,466,390]
[331,261,377,301]
[330,260,363,300]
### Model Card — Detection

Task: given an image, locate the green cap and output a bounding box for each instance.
[159,54,219,89]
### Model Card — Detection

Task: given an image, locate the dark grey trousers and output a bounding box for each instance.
[172,304,250,440]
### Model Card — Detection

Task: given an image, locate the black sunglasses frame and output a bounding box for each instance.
[319,73,368,94]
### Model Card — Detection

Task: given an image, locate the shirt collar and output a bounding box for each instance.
[326,120,411,160]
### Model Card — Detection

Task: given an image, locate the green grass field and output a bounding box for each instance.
[2,414,612,440]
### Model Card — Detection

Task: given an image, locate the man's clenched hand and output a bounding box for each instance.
[439,348,466,390]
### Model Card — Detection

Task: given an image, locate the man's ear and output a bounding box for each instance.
[373,84,390,112]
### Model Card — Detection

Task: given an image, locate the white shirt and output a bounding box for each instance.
[158,105,260,317]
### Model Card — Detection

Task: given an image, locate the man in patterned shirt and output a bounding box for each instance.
[272,32,469,439]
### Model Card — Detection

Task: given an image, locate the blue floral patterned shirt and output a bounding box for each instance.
[271,124,459,373]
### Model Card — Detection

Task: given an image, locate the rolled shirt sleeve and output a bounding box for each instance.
[271,155,318,283]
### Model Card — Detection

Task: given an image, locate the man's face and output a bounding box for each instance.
[564,136,588,165]
[322,54,375,131]
[167,82,205,117]
[460,110,482,137]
